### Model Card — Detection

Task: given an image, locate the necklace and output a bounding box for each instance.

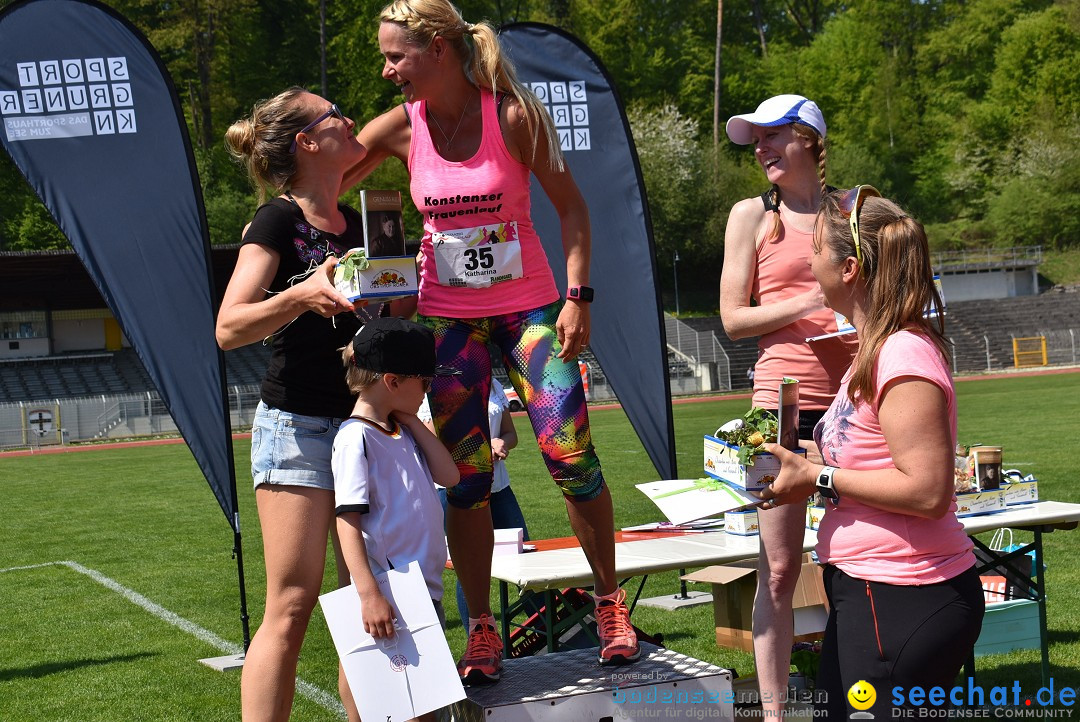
[428,95,472,150]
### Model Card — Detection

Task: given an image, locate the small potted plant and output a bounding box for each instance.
[789,641,822,690]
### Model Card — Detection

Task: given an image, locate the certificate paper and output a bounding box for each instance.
[319,562,466,721]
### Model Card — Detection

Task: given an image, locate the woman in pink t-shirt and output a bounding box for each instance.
[760,188,983,719]
[719,95,855,716]
[345,0,637,683]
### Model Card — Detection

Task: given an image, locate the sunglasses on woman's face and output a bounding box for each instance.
[400,374,433,392]
[290,103,344,153]
[837,185,881,267]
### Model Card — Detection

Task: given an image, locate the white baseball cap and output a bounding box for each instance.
[725,94,826,145]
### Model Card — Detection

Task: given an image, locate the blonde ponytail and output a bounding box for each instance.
[379,0,564,171]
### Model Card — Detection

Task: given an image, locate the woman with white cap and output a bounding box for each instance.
[719,94,856,716]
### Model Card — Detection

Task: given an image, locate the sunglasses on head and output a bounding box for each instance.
[290,103,344,153]
[837,185,881,268]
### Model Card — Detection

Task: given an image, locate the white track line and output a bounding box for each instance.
[0,560,346,719]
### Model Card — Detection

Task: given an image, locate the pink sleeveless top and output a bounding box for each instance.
[407,90,559,318]
[751,208,856,410]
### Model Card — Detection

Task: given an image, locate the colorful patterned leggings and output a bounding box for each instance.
[419,300,605,509]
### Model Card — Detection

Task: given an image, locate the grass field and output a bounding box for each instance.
[2,371,1079,720]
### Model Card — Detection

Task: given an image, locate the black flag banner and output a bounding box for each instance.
[0,0,248,643]
[499,23,677,479]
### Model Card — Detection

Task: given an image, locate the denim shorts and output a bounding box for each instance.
[250,401,345,491]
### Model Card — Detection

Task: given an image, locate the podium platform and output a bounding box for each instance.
[449,643,733,721]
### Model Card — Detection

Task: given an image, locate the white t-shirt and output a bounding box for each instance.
[418,378,512,493]
[332,417,446,600]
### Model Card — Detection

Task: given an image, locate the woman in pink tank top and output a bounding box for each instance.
[345,0,639,686]
[719,95,855,717]
[758,189,981,719]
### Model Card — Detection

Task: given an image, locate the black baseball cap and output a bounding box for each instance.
[350,317,460,376]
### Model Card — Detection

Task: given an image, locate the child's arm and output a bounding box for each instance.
[491,408,518,460]
[336,512,397,638]
[395,411,460,488]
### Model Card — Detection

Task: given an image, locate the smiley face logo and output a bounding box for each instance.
[848,680,876,711]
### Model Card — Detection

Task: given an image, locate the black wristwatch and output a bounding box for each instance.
[567,285,595,303]
[816,466,840,504]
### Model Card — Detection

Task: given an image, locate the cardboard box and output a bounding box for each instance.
[493,527,523,556]
[333,253,418,301]
[955,488,1007,517]
[704,435,805,491]
[974,599,1040,657]
[806,504,826,530]
[682,553,828,653]
[1003,479,1039,505]
[725,509,759,536]
[447,528,523,562]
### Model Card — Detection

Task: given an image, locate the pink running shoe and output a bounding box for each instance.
[456,614,503,684]
[595,588,641,665]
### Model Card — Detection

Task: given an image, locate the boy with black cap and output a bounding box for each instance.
[332,317,461,643]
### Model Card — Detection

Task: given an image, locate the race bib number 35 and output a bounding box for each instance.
[431,222,523,288]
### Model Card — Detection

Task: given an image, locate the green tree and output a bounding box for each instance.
[912,0,1059,230]
[5,0,1080,267]
[627,102,760,310]
[985,116,1080,250]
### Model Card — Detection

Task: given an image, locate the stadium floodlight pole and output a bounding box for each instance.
[673,251,681,318]
[673,251,682,352]
[320,0,327,98]
[713,0,723,145]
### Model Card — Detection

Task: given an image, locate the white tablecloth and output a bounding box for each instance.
[489,500,1080,592]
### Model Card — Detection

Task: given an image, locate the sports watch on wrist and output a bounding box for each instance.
[816,466,840,504]
[567,285,595,303]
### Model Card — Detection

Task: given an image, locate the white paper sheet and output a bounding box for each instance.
[319,561,466,721]
[636,478,759,525]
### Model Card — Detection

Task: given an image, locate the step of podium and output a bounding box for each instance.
[449,642,734,721]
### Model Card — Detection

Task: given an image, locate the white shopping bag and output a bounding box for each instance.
[319,561,466,721]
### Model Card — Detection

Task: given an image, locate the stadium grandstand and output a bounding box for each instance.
[1,246,1078,448]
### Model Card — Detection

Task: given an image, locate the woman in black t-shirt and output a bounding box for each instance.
[219,87,370,722]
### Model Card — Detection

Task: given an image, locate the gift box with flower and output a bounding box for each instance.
[333,248,418,302]
[704,407,804,492]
